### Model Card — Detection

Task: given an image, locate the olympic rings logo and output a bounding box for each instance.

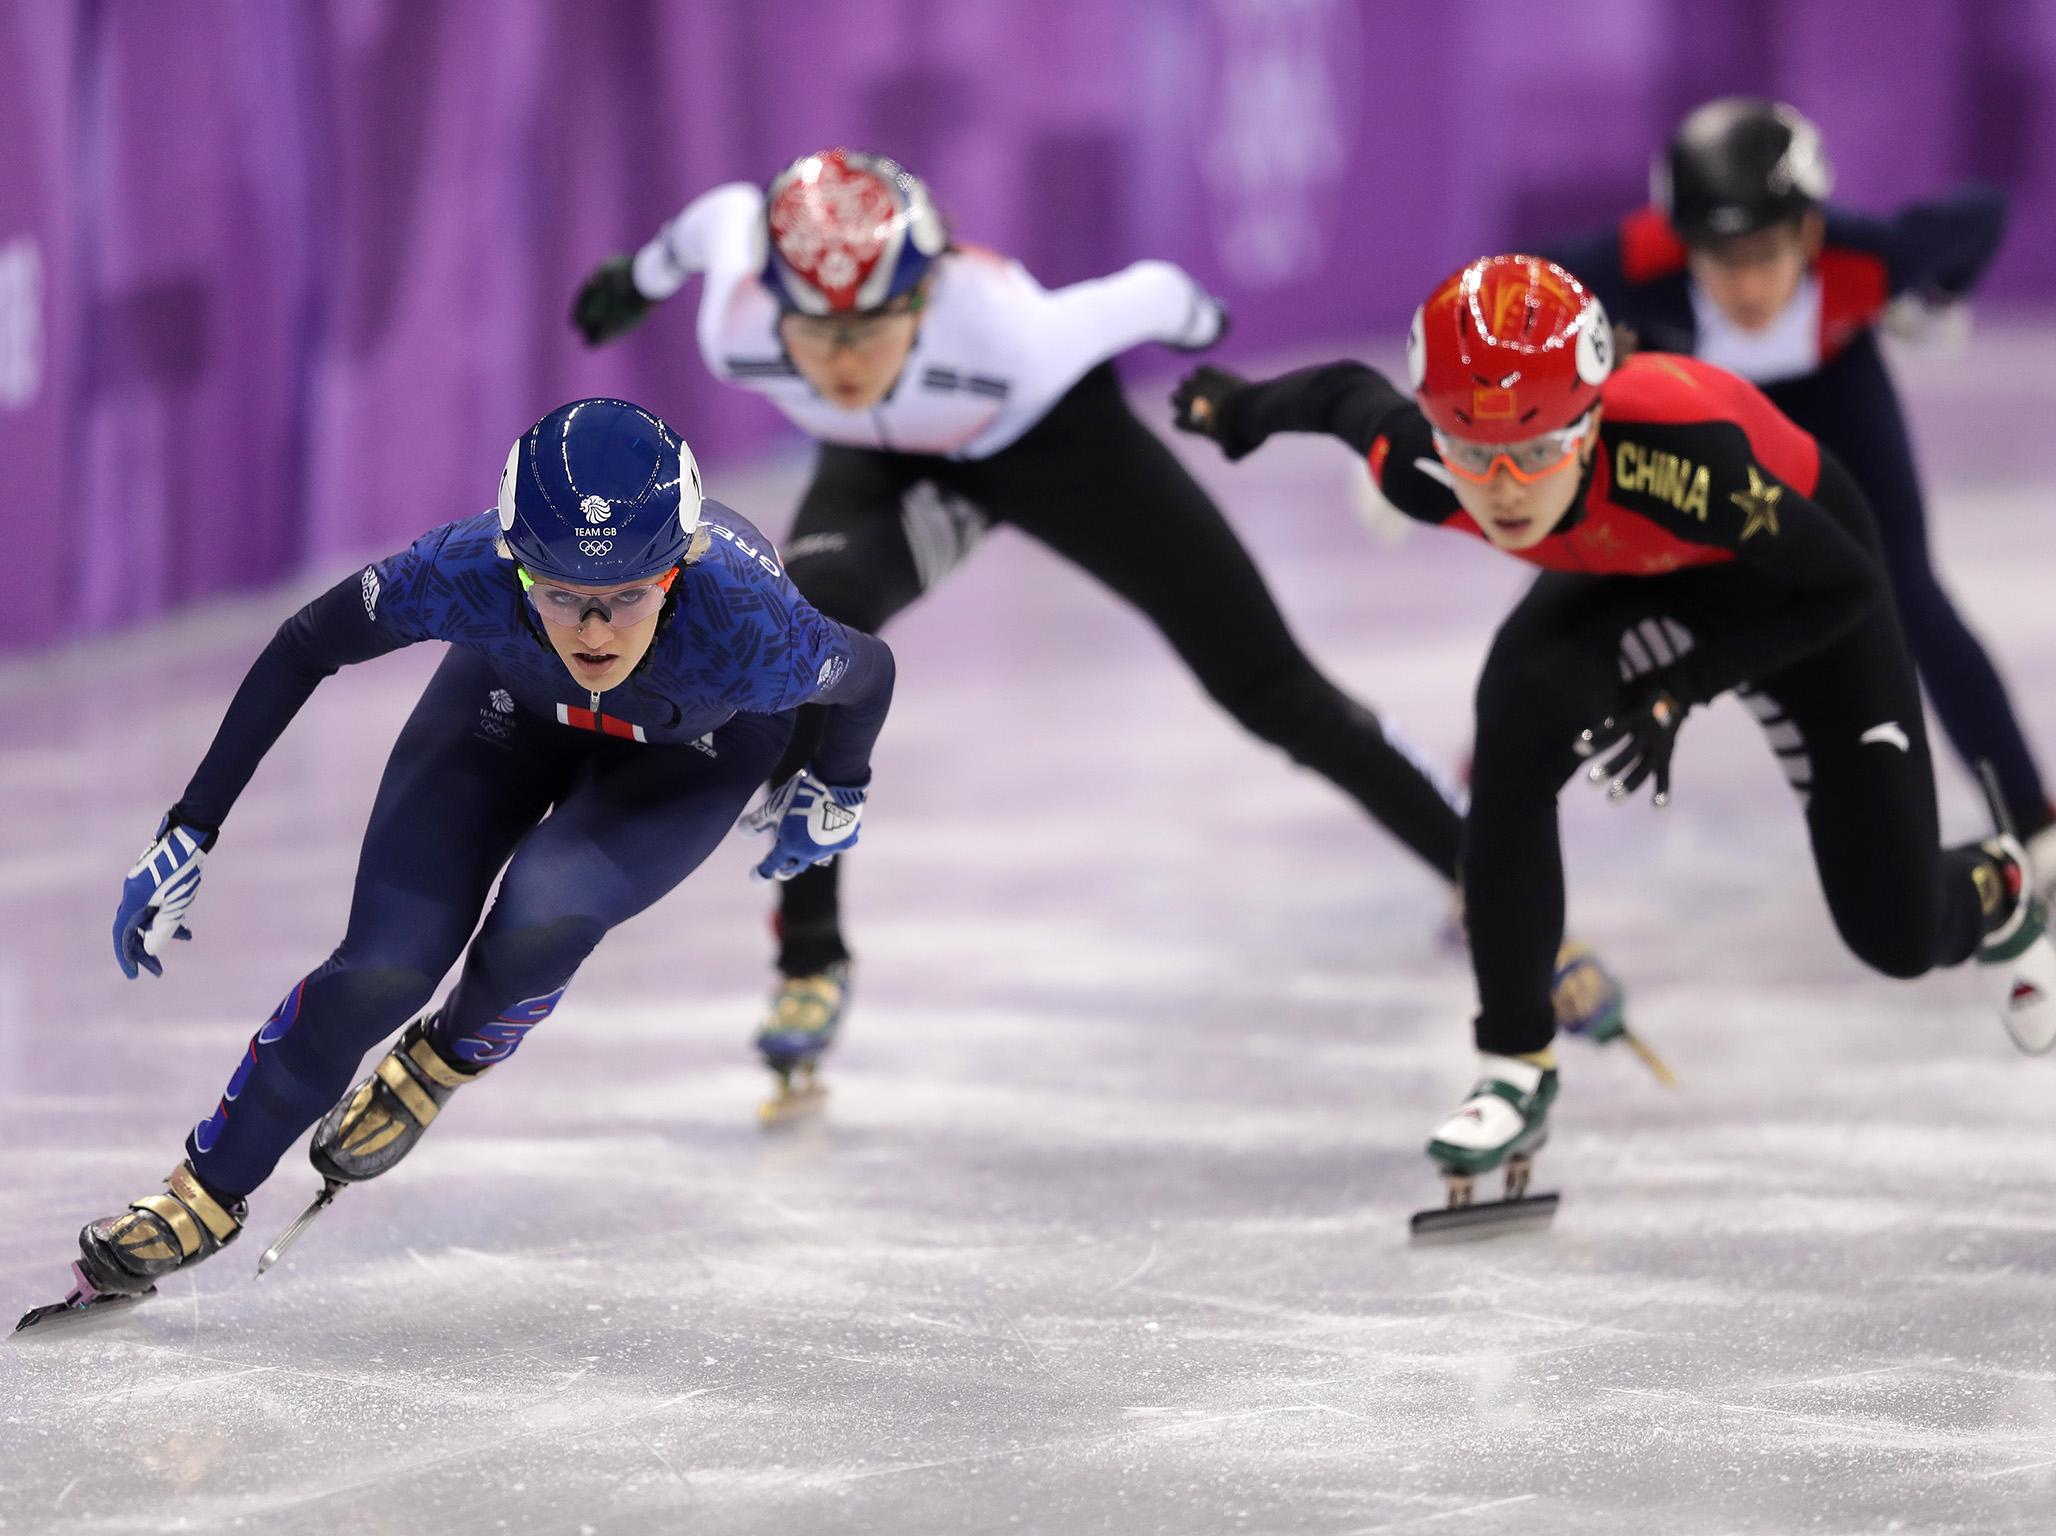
[579,539,614,557]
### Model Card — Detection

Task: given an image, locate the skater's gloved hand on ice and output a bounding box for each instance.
[1577,679,1690,808]
[742,770,866,883]
[1171,366,1264,460]
[112,813,217,979]
[571,254,655,346]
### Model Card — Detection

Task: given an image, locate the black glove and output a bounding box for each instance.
[1170,364,1265,460]
[1578,677,1690,807]
[571,254,654,346]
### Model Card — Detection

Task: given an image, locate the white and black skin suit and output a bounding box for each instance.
[592,181,1466,979]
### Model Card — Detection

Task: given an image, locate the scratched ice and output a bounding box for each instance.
[3,338,2055,1534]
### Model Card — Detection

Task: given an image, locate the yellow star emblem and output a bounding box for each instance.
[1730,466,1782,541]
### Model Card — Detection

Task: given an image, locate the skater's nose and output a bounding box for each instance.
[1482,469,1529,513]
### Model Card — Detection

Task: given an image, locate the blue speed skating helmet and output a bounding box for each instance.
[498,398,704,584]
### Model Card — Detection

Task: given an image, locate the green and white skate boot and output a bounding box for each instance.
[1411,1054,1562,1242]
[1974,835,2056,1055]
[1427,1053,1559,1200]
[754,962,849,1127]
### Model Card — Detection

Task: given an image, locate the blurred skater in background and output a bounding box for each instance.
[574,149,1626,1121]
[1538,98,2055,887]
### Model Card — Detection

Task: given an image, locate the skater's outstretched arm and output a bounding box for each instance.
[1173,360,1399,458]
[1831,186,2008,304]
[1171,361,1458,524]
[1032,260,1225,376]
[174,531,448,831]
[111,524,447,979]
[572,181,764,348]
[783,620,895,789]
[711,571,895,884]
[630,182,765,304]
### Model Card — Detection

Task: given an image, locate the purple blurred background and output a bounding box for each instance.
[3,0,2053,651]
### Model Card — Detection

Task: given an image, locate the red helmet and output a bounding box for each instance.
[1407,255,1613,442]
[763,148,948,316]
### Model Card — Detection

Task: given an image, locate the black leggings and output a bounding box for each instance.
[1767,333,2050,835]
[1465,454,1989,1054]
[768,363,1465,974]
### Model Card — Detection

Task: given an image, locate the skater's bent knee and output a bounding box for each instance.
[1838,926,1935,981]
[471,915,607,990]
[283,964,441,1065]
[319,964,440,1024]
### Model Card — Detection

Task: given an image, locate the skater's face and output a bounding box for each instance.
[1441,414,1601,551]
[525,570,675,692]
[1688,212,1824,332]
[778,289,925,410]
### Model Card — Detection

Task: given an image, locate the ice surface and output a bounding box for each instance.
[3,338,2055,1533]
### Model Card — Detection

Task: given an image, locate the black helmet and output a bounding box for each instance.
[1655,98,1832,245]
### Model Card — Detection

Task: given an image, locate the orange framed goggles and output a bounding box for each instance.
[517,566,678,629]
[1432,412,1596,484]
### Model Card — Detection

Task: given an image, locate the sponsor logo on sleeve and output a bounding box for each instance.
[360,566,382,619]
[817,654,849,692]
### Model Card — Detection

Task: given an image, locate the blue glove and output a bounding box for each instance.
[742,771,865,883]
[113,815,215,979]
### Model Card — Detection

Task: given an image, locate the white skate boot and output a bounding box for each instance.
[1410,1053,1561,1243]
[1974,835,2056,1055]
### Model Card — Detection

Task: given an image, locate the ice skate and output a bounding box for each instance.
[1410,1054,1561,1243]
[755,962,848,1128]
[1552,941,1677,1086]
[1971,834,2056,1055]
[17,1161,245,1335]
[312,1014,481,1182]
[1968,761,2056,1055]
[2025,819,2056,911]
[259,1015,484,1276]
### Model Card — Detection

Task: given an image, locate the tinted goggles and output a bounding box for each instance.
[1432,413,1596,484]
[518,567,677,629]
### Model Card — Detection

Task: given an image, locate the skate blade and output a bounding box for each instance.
[1409,1192,1560,1245]
[1621,1028,1681,1089]
[13,1265,157,1339]
[757,1079,829,1130]
[257,1179,344,1277]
